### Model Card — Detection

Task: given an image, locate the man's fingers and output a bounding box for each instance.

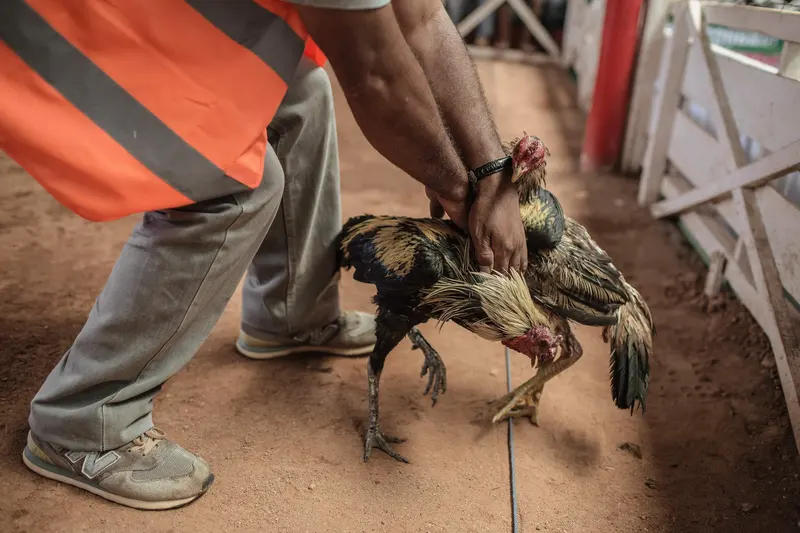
[474,237,494,273]
[510,249,527,274]
[494,250,511,274]
[511,235,528,273]
[491,237,512,274]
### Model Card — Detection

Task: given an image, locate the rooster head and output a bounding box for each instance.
[509,133,549,199]
[419,261,561,368]
[502,325,562,366]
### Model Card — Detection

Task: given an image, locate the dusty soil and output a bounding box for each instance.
[2,61,800,533]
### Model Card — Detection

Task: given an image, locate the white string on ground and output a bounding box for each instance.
[504,346,520,533]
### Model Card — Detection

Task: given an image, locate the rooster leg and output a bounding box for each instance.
[491,331,584,424]
[491,367,549,425]
[407,327,447,406]
[363,309,415,464]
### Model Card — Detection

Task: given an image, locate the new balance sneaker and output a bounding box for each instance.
[236,310,376,359]
[22,428,213,510]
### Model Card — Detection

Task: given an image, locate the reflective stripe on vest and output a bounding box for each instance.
[0,0,327,221]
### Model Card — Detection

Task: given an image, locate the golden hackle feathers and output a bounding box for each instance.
[339,216,458,277]
[520,201,556,230]
[418,245,551,342]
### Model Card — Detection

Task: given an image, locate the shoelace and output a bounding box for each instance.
[291,319,341,346]
[129,427,166,456]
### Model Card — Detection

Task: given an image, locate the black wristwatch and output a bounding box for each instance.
[467,156,513,192]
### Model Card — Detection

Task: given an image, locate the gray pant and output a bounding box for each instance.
[29,61,342,452]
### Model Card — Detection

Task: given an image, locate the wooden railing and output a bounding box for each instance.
[637,1,800,451]
[561,0,606,112]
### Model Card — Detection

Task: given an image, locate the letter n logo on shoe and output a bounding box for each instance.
[65,450,121,479]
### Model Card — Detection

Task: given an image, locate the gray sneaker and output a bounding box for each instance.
[236,310,376,359]
[22,428,213,510]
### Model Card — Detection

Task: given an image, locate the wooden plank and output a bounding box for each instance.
[704,250,726,296]
[662,115,800,303]
[702,2,800,44]
[662,174,738,257]
[457,0,560,59]
[665,110,732,184]
[638,5,692,206]
[652,137,800,218]
[713,191,800,304]
[572,0,606,112]
[660,175,774,334]
[457,0,507,36]
[733,187,800,452]
[781,41,800,82]
[561,0,580,66]
[466,46,556,66]
[622,12,672,172]
[689,1,748,169]
[507,0,561,59]
[682,41,800,154]
[732,237,754,286]
[750,186,800,303]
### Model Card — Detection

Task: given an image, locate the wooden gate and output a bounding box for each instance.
[637,1,800,450]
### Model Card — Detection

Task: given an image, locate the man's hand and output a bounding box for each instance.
[427,176,527,274]
[425,186,469,229]
[469,173,527,274]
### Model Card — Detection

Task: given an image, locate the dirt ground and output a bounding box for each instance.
[2,61,800,533]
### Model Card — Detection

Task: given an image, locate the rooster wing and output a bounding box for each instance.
[522,190,629,326]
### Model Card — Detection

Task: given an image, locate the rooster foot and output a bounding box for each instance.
[363,423,408,463]
[408,327,447,406]
[489,387,543,425]
[364,364,409,463]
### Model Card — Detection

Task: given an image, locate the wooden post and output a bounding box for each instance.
[637,5,691,206]
[579,0,646,173]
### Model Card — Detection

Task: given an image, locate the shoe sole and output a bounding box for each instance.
[235,338,374,360]
[22,445,213,511]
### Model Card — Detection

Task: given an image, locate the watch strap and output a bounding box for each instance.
[467,156,513,190]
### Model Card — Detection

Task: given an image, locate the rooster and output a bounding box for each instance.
[337,134,655,463]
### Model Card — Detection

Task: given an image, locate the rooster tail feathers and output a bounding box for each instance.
[607,283,654,413]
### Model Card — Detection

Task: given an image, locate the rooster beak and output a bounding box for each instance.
[511,165,525,183]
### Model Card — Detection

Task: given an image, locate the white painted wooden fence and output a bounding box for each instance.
[456,0,563,63]
[622,0,684,173]
[637,1,800,451]
[561,0,606,112]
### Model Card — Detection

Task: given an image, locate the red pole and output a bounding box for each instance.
[580,0,645,173]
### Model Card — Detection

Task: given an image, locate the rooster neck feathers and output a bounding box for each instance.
[418,251,552,342]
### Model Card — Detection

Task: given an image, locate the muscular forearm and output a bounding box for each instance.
[296,6,468,202]
[394,4,506,170]
[335,42,468,201]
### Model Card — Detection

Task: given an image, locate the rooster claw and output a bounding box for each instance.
[363,425,409,463]
[420,353,447,406]
[408,327,447,407]
[490,387,543,425]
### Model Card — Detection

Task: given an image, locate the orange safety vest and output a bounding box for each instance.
[0,0,328,222]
